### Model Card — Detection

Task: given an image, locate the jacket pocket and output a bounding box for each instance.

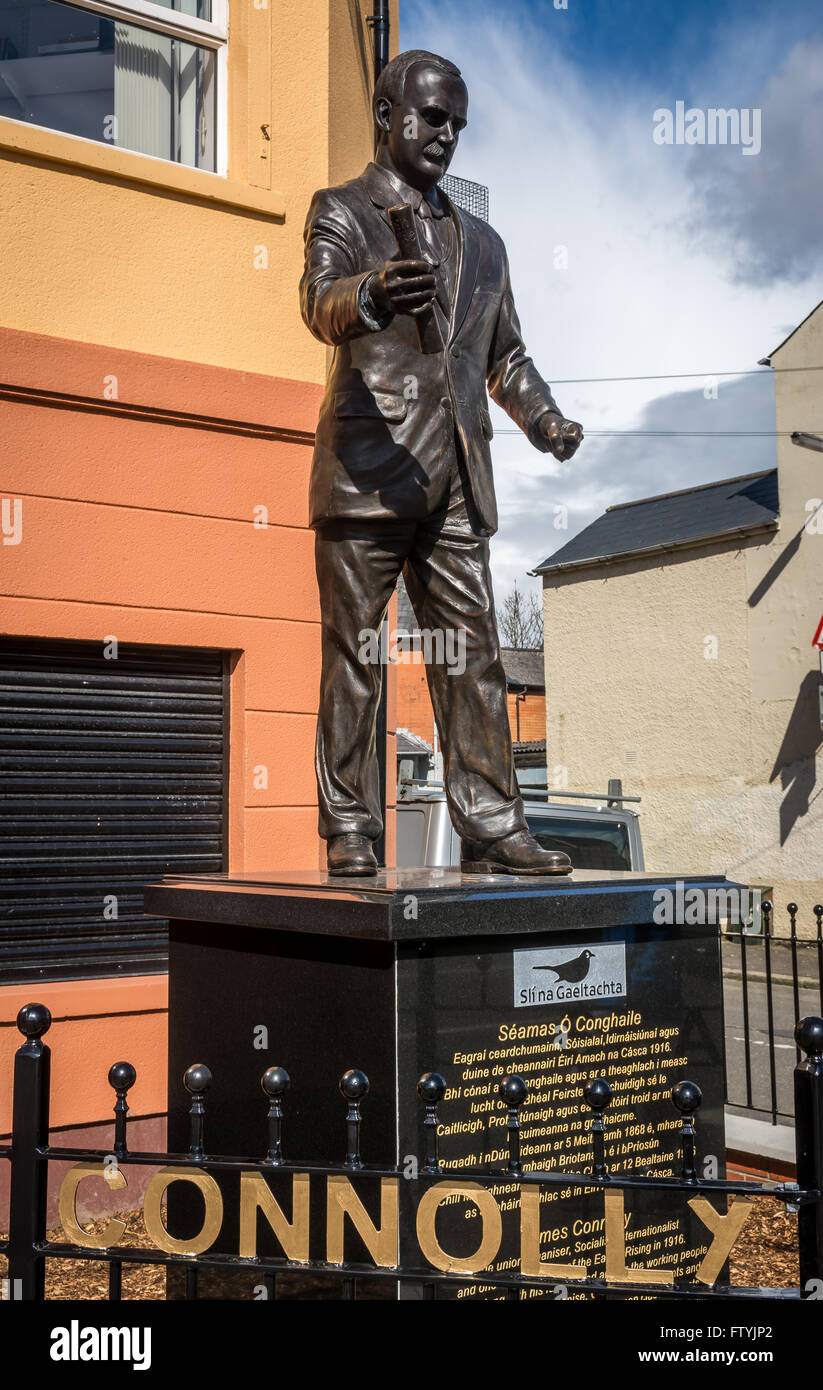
[334,390,408,422]
[479,407,494,441]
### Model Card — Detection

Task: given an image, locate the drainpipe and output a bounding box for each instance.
[371,0,390,81]
[510,683,527,743]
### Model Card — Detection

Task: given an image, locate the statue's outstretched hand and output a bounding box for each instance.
[539,412,583,461]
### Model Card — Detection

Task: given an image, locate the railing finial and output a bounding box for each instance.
[672,1080,702,1182]
[16,1003,51,1042]
[339,1069,369,1169]
[417,1072,446,1173]
[583,1077,612,1177]
[796,1016,823,1061]
[108,1061,137,1158]
[498,1074,527,1175]
[261,1066,290,1165]
[183,1063,212,1161]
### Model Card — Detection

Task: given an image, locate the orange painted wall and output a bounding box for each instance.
[0,321,403,1136]
[0,322,327,1134]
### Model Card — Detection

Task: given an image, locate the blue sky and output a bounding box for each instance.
[400,0,823,592]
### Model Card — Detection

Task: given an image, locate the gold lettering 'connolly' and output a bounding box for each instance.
[56,1164,753,1286]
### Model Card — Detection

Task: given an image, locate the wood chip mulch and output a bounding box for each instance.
[1,1195,799,1298]
[728,1195,799,1289]
[1,1212,165,1301]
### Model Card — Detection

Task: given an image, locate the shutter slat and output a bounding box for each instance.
[0,638,226,982]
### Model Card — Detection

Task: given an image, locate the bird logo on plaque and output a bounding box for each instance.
[514,944,628,1007]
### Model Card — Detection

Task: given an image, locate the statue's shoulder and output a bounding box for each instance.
[306,170,371,220]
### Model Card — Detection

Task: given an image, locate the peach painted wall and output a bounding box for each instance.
[1,322,324,869]
[0,322,327,1134]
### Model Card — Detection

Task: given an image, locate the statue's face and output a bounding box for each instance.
[381,65,468,190]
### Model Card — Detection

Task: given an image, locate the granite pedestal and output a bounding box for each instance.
[145,868,735,1298]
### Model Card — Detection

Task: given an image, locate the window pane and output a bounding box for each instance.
[525,815,632,871]
[147,0,212,20]
[0,0,216,170]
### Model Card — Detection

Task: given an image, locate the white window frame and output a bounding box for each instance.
[14,0,230,176]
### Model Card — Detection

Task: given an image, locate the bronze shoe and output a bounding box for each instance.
[460,829,572,877]
[327,833,379,876]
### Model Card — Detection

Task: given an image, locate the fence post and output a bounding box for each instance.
[794,1016,823,1295]
[8,1004,52,1300]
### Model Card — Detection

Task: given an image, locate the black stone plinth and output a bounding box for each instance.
[145,868,735,1300]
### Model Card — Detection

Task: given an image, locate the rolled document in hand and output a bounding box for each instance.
[387,203,444,355]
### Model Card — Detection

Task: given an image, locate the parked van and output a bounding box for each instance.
[396,782,644,872]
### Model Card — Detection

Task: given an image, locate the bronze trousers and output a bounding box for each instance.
[314,494,528,845]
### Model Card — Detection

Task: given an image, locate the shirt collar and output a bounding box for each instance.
[365,162,448,218]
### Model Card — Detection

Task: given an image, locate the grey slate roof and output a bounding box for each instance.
[501,648,545,689]
[534,469,779,575]
[397,579,545,688]
[397,727,433,755]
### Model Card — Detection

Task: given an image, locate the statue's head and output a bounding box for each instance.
[374,49,468,192]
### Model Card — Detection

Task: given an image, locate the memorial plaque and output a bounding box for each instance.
[397,921,725,1299]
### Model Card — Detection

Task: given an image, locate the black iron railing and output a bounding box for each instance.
[723,903,823,1124]
[2,1004,821,1301]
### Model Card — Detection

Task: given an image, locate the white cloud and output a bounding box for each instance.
[402,5,821,599]
[687,38,823,283]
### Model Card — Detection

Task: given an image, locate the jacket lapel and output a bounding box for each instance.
[361,165,481,342]
[443,196,480,344]
[362,162,401,232]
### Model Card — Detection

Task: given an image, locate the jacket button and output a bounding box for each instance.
[440,397,452,411]
[450,346,461,358]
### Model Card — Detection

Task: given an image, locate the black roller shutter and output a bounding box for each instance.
[0,637,228,983]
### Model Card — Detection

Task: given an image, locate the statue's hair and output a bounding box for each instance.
[373,49,462,111]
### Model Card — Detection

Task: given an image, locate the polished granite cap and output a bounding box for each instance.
[144,868,745,941]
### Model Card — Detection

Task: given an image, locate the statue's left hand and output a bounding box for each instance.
[539,412,583,461]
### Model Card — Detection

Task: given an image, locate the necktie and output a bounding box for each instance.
[414,194,453,322]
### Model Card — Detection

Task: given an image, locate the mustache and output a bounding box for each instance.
[423,140,447,159]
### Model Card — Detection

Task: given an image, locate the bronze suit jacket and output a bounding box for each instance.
[300,162,560,535]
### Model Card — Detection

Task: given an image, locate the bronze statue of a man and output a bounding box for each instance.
[300,48,583,877]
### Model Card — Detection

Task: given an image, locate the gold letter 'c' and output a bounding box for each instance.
[58,1162,127,1249]
[143,1166,223,1255]
[416,1181,502,1275]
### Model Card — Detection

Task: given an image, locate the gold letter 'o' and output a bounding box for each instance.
[143,1167,223,1255]
[416,1181,502,1274]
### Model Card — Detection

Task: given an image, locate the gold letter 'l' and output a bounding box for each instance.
[604,1189,675,1285]
[520,1187,586,1280]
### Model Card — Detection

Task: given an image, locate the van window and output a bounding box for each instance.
[396,807,427,866]
[525,815,631,871]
